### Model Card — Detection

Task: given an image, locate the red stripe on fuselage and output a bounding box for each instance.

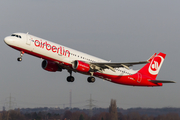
[94,72,162,86]
[8,45,162,87]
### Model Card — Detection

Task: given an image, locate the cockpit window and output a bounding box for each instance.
[11,34,21,38]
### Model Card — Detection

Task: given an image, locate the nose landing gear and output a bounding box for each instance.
[17,51,24,62]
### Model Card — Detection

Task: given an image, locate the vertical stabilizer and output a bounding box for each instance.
[138,52,166,79]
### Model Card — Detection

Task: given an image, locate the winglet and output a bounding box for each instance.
[148,53,157,62]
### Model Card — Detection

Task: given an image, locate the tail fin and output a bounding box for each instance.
[138,52,166,79]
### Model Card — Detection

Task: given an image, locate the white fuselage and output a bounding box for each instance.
[4,33,137,77]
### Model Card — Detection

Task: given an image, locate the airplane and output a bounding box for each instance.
[4,33,175,86]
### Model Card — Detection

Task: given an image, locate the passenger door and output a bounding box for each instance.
[26,34,31,45]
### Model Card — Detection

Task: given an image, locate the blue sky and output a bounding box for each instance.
[0,0,179,110]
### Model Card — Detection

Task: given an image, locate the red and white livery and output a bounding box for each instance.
[4,33,175,86]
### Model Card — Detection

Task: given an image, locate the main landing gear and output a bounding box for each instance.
[66,70,95,83]
[67,70,75,82]
[87,76,95,83]
[17,51,24,62]
[67,76,75,82]
[87,72,95,83]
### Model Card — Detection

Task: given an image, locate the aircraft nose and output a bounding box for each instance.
[4,36,13,45]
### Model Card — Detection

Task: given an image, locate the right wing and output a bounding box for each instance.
[71,53,156,73]
[90,53,156,71]
[91,61,149,72]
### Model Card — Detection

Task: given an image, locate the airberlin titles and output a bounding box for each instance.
[34,39,70,57]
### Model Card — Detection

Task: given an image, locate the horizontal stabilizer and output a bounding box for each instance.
[149,80,175,83]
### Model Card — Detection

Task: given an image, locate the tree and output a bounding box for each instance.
[63,110,72,120]
[126,112,141,120]
[118,112,126,120]
[109,99,118,120]
[154,113,180,120]
[31,112,41,120]
[6,110,26,120]
[79,114,84,120]
[69,111,89,120]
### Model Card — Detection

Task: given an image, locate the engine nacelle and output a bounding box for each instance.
[41,60,62,72]
[72,60,90,73]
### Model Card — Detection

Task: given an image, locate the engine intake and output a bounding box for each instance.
[72,60,90,73]
[42,60,62,72]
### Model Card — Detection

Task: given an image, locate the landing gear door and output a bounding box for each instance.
[26,34,31,45]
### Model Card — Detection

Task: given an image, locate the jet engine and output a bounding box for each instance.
[72,60,91,73]
[41,60,62,72]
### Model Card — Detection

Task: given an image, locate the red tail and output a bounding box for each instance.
[138,52,166,79]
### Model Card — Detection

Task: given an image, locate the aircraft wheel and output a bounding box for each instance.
[17,57,22,62]
[67,76,75,82]
[87,77,95,83]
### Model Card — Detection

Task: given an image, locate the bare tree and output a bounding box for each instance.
[62,110,72,120]
[109,99,118,120]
